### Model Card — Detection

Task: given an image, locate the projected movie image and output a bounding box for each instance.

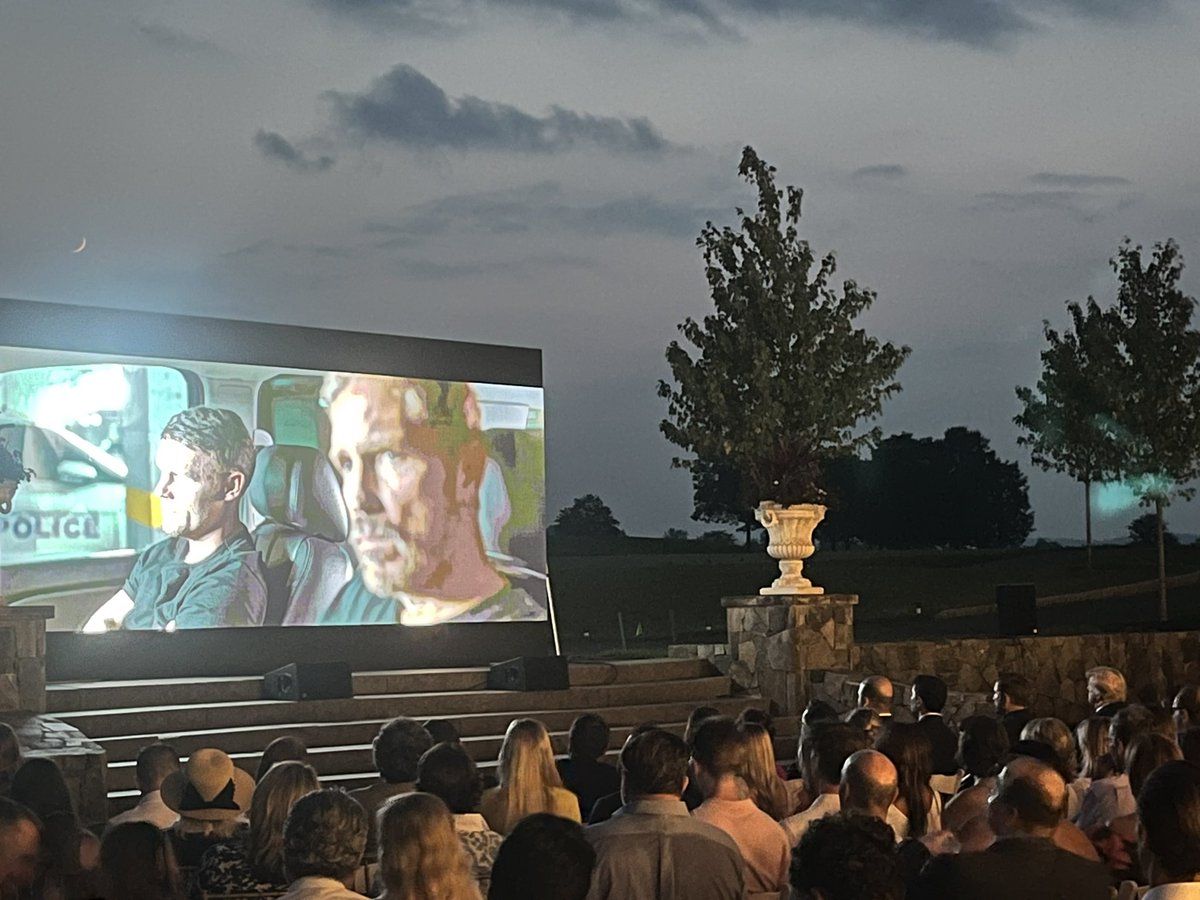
[0,348,547,631]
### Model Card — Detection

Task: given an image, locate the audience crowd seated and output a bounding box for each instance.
[195,760,320,897]
[586,727,744,899]
[10,757,102,899]
[9,662,1200,900]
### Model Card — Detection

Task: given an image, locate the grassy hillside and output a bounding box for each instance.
[549,542,1200,656]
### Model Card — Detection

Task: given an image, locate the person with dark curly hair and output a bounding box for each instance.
[0,433,34,515]
[280,790,367,899]
[790,813,904,900]
[84,406,266,631]
[350,717,433,856]
[488,813,594,900]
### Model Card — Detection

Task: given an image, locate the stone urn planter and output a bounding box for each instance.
[755,502,826,595]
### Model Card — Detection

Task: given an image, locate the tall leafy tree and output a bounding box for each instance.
[687,459,761,548]
[554,494,624,537]
[1014,298,1124,568]
[658,146,910,511]
[1109,239,1200,620]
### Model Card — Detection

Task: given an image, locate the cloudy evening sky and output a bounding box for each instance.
[3,0,1200,542]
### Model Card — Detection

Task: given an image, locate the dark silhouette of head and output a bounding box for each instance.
[791,813,904,900]
[373,718,434,784]
[488,813,595,900]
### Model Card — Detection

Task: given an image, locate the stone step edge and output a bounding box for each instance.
[53,676,730,719]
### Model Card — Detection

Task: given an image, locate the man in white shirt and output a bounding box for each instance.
[280,790,368,900]
[106,743,180,830]
[1137,760,1200,899]
[781,722,869,845]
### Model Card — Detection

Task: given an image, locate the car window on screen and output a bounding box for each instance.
[0,364,189,565]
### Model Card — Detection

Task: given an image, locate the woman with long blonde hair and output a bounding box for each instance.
[739,723,790,820]
[377,793,482,900]
[480,719,581,834]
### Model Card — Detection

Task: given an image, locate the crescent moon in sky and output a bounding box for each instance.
[72,237,87,254]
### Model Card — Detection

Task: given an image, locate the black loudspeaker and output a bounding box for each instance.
[262,662,353,701]
[996,583,1038,636]
[486,656,570,692]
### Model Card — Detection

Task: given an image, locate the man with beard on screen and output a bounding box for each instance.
[319,374,546,626]
[83,406,267,631]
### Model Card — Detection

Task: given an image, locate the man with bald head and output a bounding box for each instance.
[916,757,1110,900]
[857,676,894,719]
[840,750,899,825]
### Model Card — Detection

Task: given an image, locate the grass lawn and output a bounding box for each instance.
[549,542,1200,657]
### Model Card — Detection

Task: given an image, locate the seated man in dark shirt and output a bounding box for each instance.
[319,374,547,626]
[84,406,267,631]
[558,714,620,819]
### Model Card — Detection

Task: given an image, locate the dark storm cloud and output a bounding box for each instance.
[396,252,595,279]
[308,0,1170,46]
[852,164,908,180]
[322,65,672,155]
[221,238,352,259]
[306,0,465,33]
[1028,172,1132,188]
[970,189,1136,222]
[134,21,229,55]
[363,182,721,242]
[253,130,335,172]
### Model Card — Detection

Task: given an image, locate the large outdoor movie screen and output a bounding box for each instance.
[0,345,547,632]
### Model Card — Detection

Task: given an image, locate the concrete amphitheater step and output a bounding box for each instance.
[55,676,734,738]
[46,658,716,713]
[95,694,762,763]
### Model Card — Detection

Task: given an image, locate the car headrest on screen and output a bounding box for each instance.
[249,445,348,543]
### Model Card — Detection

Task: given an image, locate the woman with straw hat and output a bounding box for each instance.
[161,748,255,872]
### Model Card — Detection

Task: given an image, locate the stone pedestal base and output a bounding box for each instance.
[723,593,858,716]
[0,606,52,713]
[2,712,108,827]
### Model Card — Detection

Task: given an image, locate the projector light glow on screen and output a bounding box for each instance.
[0,345,547,632]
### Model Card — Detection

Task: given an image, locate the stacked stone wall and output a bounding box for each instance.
[854,631,1200,724]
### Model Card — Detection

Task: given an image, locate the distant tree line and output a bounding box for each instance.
[819,428,1032,550]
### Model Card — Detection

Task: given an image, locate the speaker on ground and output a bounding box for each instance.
[486,656,570,692]
[996,583,1038,637]
[262,662,353,701]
